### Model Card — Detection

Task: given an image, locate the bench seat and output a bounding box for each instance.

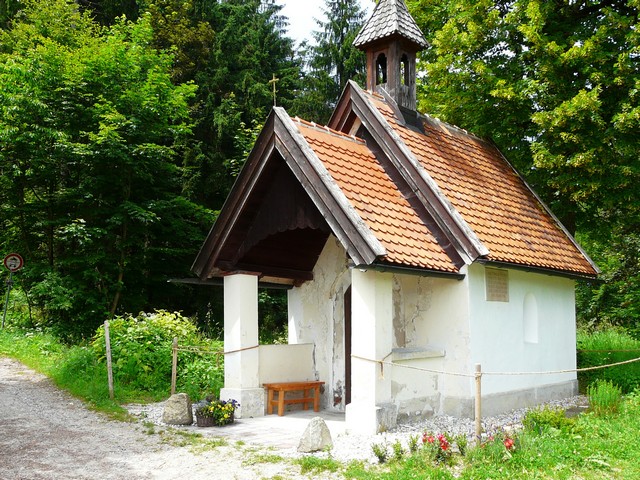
[263,381,324,416]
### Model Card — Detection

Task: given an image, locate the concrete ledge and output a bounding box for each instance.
[391,346,445,362]
[438,380,579,418]
[480,380,578,417]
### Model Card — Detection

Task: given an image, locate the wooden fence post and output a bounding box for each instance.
[475,363,482,446]
[104,320,114,400]
[170,337,178,395]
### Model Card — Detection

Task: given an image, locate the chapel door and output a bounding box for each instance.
[344,286,352,405]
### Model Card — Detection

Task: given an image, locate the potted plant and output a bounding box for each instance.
[195,398,239,427]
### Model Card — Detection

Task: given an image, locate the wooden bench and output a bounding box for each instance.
[263,381,324,416]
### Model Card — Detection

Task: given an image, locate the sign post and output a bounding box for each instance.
[2,253,24,328]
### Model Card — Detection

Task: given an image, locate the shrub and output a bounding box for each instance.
[588,379,623,416]
[523,406,575,435]
[91,310,219,398]
[392,440,405,461]
[371,442,389,464]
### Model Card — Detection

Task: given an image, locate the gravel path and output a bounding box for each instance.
[0,356,589,478]
[0,357,307,480]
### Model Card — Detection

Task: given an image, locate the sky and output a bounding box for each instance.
[278,0,374,47]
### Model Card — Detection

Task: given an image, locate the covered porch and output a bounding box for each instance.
[220,263,398,436]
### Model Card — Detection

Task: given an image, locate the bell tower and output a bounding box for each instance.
[353,0,428,112]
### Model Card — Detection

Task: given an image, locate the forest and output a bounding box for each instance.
[0,0,638,341]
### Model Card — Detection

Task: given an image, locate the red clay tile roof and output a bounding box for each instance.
[293,119,458,272]
[365,93,598,276]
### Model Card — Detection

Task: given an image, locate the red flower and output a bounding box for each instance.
[422,433,435,444]
[503,438,515,451]
[437,434,450,451]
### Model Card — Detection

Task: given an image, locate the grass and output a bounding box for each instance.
[588,379,623,415]
[296,456,342,474]
[577,327,640,350]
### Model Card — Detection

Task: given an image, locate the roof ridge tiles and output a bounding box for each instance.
[292,116,366,145]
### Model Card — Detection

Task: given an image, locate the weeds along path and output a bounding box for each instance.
[0,357,308,480]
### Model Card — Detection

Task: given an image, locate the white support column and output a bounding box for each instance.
[346,269,397,434]
[219,274,264,418]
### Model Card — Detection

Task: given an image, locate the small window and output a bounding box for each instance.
[376,53,387,85]
[400,54,410,86]
[485,268,509,302]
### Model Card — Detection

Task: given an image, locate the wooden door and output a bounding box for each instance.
[344,286,352,405]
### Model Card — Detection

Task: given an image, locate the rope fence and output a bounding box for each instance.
[167,337,640,446]
[352,352,640,444]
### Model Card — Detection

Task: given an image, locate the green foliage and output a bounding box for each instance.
[392,439,405,462]
[408,434,420,454]
[523,405,576,435]
[371,442,389,464]
[422,433,453,465]
[296,456,341,474]
[466,432,520,466]
[0,327,126,415]
[588,379,623,416]
[91,310,219,399]
[0,0,211,338]
[175,355,223,401]
[258,290,288,344]
[576,231,640,332]
[577,327,640,393]
[291,0,366,124]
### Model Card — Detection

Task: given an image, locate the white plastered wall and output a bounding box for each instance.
[390,270,473,419]
[287,236,351,411]
[468,263,577,413]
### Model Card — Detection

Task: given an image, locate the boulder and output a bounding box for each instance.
[297,417,333,453]
[162,393,193,425]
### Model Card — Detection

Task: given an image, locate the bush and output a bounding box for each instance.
[577,327,640,393]
[523,406,575,435]
[91,310,220,399]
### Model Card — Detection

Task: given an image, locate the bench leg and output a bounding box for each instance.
[267,388,274,415]
[303,388,310,411]
[277,390,285,416]
[313,386,320,412]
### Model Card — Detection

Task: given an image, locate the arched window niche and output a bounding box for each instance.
[523,292,539,344]
[375,53,387,85]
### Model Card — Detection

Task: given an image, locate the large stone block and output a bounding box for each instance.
[297,417,333,453]
[162,393,193,425]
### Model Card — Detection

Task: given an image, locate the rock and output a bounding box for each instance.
[162,393,193,425]
[297,416,333,453]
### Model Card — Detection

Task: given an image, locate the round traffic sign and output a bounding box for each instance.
[3,253,24,272]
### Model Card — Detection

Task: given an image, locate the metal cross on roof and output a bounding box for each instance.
[269,74,280,107]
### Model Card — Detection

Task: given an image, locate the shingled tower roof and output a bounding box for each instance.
[353,0,428,50]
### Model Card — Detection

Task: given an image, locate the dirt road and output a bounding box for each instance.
[0,357,307,480]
